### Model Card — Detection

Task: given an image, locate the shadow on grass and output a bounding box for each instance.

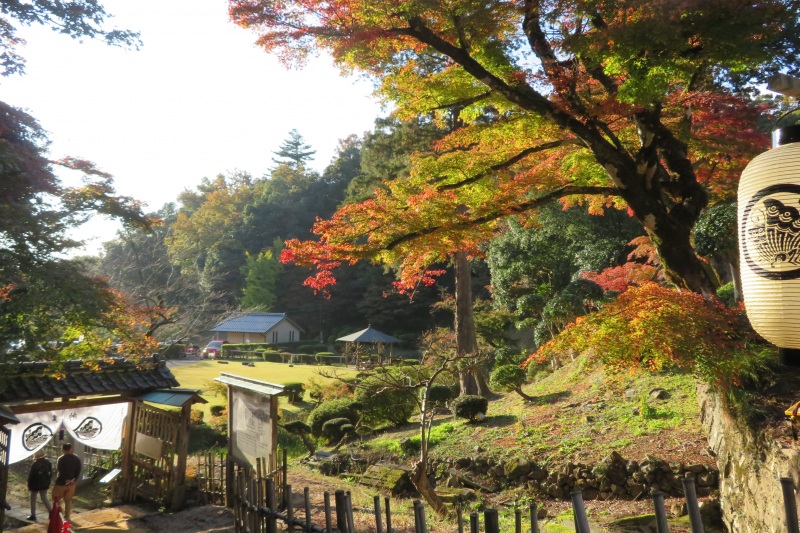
[484,414,517,427]
[526,390,571,405]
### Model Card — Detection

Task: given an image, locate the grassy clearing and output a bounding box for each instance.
[170,359,357,419]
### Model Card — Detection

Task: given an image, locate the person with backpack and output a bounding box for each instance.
[27,449,52,521]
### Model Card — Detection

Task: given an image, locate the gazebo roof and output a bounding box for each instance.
[336,326,400,344]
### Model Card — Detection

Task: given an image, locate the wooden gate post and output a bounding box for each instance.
[170,403,192,511]
[119,400,138,501]
[226,383,234,507]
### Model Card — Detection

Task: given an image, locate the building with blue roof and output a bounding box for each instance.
[208,312,304,344]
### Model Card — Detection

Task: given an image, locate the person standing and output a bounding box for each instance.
[51,443,81,521]
[26,449,52,521]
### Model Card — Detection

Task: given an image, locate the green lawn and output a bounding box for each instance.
[169,359,355,418]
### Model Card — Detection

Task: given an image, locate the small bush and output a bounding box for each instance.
[321,417,352,443]
[424,384,454,405]
[452,395,489,423]
[284,382,305,403]
[190,409,204,425]
[716,282,736,308]
[307,398,361,437]
[209,405,226,417]
[490,364,527,392]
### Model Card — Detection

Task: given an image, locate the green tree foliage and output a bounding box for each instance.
[0,102,151,359]
[693,202,741,300]
[241,247,283,310]
[0,0,140,76]
[345,117,447,203]
[489,364,535,401]
[354,368,418,428]
[488,205,641,345]
[272,129,316,169]
[166,172,255,306]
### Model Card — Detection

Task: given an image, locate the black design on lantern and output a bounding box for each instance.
[22,423,53,451]
[742,184,800,279]
[74,417,102,440]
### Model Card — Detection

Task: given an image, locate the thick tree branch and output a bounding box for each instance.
[384,185,619,250]
[435,139,581,191]
[396,16,637,189]
[430,91,492,111]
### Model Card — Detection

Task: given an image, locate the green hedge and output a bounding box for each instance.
[283,382,305,403]
[221,342,308,358]
[159,343,186,359]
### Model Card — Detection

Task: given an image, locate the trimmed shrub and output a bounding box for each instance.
[298,343,328,354]
[261,350,284,363]
[283,420,311,435]
[321,417,352,443]
[490,364,527,392]
[209,405,226,417]
[307,398,361,437]
[423,384,454,405]
[283,382,305,403]
[452,395,489,423]
[354,367,419,428]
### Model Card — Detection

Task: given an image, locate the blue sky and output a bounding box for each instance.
[2,0,384,252]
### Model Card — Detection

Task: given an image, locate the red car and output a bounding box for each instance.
[202,340,228,359]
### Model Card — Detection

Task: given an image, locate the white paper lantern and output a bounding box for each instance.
[738,126,800,348]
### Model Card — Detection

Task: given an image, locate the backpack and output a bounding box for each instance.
[30,460,51,490]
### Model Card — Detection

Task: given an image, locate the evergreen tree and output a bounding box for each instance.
[272,129,316,169]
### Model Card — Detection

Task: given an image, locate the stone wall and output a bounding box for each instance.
[440,451,718,501]
[698,383,800,532]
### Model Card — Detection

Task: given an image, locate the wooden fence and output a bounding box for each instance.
[232,474,800,533]
[197,452,226,505]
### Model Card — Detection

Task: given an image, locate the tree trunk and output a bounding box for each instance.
[729,258,743,302]
[454,251,483,396]
[514,387,537,402]
[646,225,717,296]
[409,459,448,516]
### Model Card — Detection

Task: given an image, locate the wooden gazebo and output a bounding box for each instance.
[336,326,401,368]
[0,355,205,520]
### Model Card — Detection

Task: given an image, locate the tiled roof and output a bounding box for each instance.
[209,312,304,334]
[0,356,179,404]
